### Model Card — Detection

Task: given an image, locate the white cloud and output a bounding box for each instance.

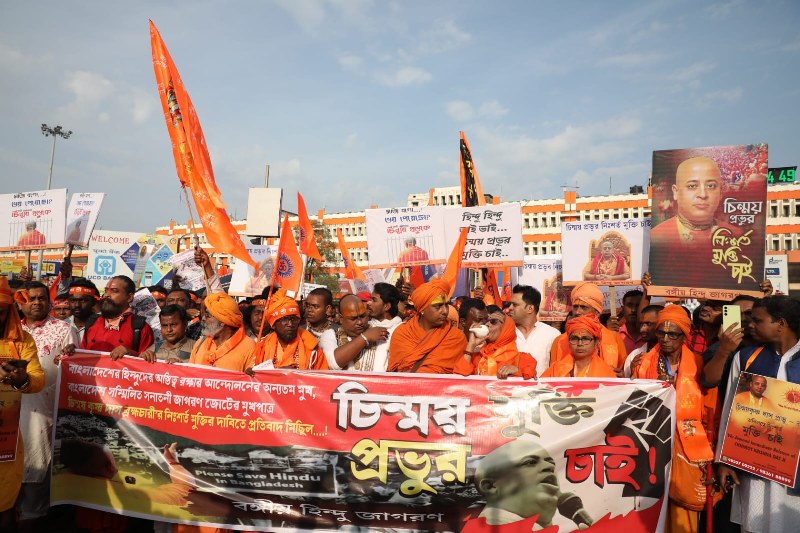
[345,133,359,148]
[337,53,363,71]
[598,52,664,68]
[274,0,327,33]
[696,87,743,108]
[130,88,155,124]
[706,0,745,18]
[63,70,114,104]
[375,66,432,87]
[445,100,474,121]
[445,99,508,121]
[478,100,508,119]
[416,20,471,54]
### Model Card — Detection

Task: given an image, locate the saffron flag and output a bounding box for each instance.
[150,20,257,268]
[483,267,503,306]
[442,227,469,297]
[297,193,322,261]
[336,228,366,281]
[460,131,486,207]
[500,266,513,301]
[271,214,304,293]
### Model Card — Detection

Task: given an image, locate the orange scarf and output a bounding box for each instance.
[476,319,519,376]
[255,328,326,370]
[542,353,617,378]
[636,344,713,463]
[388,316,466,373]
[195,326,248,366]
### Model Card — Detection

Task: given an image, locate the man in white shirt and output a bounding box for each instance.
[507,285,560,377]
[320,294,390,371]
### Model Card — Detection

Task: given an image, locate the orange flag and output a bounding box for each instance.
[336,228,366,281]
[441,227,469,297]
[150,20,257,268]
[460,131,486,207]
[271,214,304,294]
[500,266,513,301]
[483,268,503,306]
[297,193,322,261]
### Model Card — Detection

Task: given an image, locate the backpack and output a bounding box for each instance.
[84,313,148,352]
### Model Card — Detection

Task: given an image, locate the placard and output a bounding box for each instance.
[765,254,789,296]
[365,206,447,268]
[65,193,105,247]
[0,188,67,251]
[444,203,524,268]
[561,219,649,286]
[86,231,177,292]
[228,244,278,297]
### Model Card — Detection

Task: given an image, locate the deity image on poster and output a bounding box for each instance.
[541,273,571,319]
[581,232,631,283]
[649,144,767,296]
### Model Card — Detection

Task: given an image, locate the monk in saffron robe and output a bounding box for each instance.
[455,307,537,379]
[550,282,627,371]
[631,305,716,533]
[388,279,466,373]
[582,239,630,282]
[541,315,616,378]
[253,289,327,370]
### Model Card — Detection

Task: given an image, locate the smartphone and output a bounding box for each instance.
[722,305,742,331]
[4,359,29,369]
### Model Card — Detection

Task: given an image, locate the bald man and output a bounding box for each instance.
[468,439,561,529]
[319,294,390,371]
[650,156,732,288]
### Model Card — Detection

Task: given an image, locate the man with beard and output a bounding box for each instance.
[79,276,153,359]
[320,294,390,371]
[253,289,327,370]
[16,282,79,528]
[186,292,255,371]
[66,278,100,342]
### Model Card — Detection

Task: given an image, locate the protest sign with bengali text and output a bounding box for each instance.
[0,189,67,251]
[54,354,674,532]
[365,206,447,268]
[444,203,524,268]
[561,219,649,286]
[228,244,278,297]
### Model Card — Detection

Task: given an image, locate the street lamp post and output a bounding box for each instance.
[37,124,73,280]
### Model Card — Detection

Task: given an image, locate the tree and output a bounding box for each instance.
[296,220,339,293]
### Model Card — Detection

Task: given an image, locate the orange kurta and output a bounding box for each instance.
[550,325,626,369]
[454,318,537,379]
[256,329,327,370]
[189,327,255,371]
[389,316,466,374]
[541,353,617,378]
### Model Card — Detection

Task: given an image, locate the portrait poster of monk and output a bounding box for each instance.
[54,353,677,532]
[365,206,447,268]
[560,219,649,286]
[0,188,67,252]
[228,243,278,297]
[719,372,800,487]
[517,255,572,322]
[648,144,768,299]
[65,192,105,247]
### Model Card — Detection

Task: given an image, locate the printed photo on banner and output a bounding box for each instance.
[365,206,447,268]
[719,372,800,487]
[648,144,768,299]
[65,192,105,247]
[443,203,524,268]
[516,255,572,322]
[87,230,177,292]
[0,188,67,251]
[561,219,649,286]
[53,354,676,532]
[168,249,207,291]
[228,243,278,297]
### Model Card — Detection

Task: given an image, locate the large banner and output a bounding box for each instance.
[561,219,649,287]
[365,206,448,268]
[87,230,178,291]
[54,355,675,532]
[719,372,800,487]
[0,188,67,251]
[228,244,279,297]
[649,144,767,299]
[444,203,524,268]
[65,192,105,247]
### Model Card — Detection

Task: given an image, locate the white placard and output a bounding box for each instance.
[65,192,105,246]
[444,203,524,268]
[0,188,67,251]
[168,249,206,291]
[86,230,176,292]
[228,244,279,297]
[245,188,282,237]
[365,206,448,268]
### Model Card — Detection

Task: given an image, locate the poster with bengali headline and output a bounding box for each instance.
[87,230,178,292]
[365,206,447,268]
[65,192,105,247]
[228,244,279,297]
[561,219,649,287]
[719,372,800,487]
[649,144,767,299]
[443,202,524,268]
[53,353,674,532]
[0,188,67,251]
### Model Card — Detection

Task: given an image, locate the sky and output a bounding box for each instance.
[1,0,799,234]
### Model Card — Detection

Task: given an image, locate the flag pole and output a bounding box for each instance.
[182,186,212,295]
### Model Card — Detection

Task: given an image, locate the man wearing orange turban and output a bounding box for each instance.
[541,315,616,378]
[0,276,45,527]
[631,304,715,533]
[253,289,327,370]
[388,279,466,373]
[187,291,255,371]
[454,307,537,379]
[549,281,627,373]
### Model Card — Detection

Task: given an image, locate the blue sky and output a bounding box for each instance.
[1,0,798,233]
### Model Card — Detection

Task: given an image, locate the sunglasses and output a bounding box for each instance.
[568,336,595,345]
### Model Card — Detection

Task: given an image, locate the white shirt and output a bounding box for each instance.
[319,316,402,372]
[515,320,560,377]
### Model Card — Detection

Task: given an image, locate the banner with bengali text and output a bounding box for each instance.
[0,188,67,251]
[53,354,675,532]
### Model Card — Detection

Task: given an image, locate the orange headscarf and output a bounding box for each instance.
[264,289,300,327]
[1,276,25,341]
[410,279,450,312]
[570,282,604,314]
[565,315,602,339]
[204,292,243,327]
[476,317,520,377]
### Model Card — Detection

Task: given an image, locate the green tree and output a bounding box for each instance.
[296,220,339,293]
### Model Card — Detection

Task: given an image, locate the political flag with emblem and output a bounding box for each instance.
[297,192,322,261]
[460,131,486,207]
[270,214,304,294]
[336,228,367,282]
[150,20,257,268]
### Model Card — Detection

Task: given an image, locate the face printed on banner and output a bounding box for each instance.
[749,375,767,398]
[672,156,722,226]
[600,241,615,258]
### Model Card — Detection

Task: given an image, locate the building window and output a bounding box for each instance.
[772,239,780,251]
[770,202,778,218]
[783,204,790,218]
[785,238,793,251]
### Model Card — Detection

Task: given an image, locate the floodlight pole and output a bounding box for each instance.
[37,124,73,280]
